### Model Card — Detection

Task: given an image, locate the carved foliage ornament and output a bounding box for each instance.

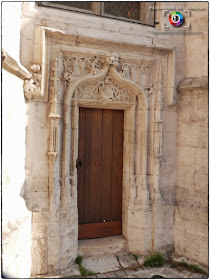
[73,75,135,103]
[23,64,42,100]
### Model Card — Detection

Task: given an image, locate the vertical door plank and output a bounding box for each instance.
[89,109,102,223]
[84,108,92,224]
[78,108,86,224]
[111,110,124,221]
[101,110,113,222]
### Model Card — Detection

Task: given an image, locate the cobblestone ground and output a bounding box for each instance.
[38,254,208,279]
[64,266,208,279]
[61,254,208,279]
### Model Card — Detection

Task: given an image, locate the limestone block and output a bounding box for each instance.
[185,221,207,236]
[194,169,208,192]
[177,122,201,148]
[177,146,195,164]
[160,161,176,190]
[33,211,48,224]
[176,163,194,188]
[162,229,174,247]
[163,132,176,160]
[31,238,48,275]
[32,191,49,211]
[197,92,208,120]
[176,206,208,226]
[163,205,175,229]
[127,209,146,229]
[32,221,47,239]
[160,187,175,205]
[177,94,198,121]
[174,223,186,255]
[186,36,208,78]
[195,148,208,168]
[127,227,145,253]
[165,111,177,132]
[184,231,205,263]
[143,229,152,252]
[31,177,48,192]
[175,186,191,206]
[153,229,164,252]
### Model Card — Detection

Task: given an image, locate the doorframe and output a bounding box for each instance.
[61,61,149,263]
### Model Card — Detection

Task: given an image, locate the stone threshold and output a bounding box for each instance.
[78,235,128,257]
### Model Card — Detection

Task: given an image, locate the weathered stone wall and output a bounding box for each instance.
[175,2,208,266]
[2,2,32,278]
[175,80,208,266]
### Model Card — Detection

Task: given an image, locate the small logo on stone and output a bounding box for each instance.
[169,12,184,26]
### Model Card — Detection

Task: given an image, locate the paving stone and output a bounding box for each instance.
[118,254,139,269]
[115,270,127,277]
[96,273,107,278]
[125,269,152,278]
[137,255,145,266]
[188,272,204,279]
[62,264,81,277]
[106,271,117,278]
[83,255,120,274]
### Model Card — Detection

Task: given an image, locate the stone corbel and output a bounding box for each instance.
[23,64,42,101]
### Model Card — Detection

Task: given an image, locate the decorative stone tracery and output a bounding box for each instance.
[73,75,135,102]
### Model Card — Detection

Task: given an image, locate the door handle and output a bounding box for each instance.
[76,159,82,168]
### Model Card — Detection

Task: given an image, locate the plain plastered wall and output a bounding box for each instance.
[2,2,32,278]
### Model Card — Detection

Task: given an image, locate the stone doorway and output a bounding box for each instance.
[54,56,149,274]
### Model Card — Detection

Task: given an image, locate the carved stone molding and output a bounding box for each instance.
[177,77,208,92]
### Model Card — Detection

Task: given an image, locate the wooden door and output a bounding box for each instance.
[77,108,124,239]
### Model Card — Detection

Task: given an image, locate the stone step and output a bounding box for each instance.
[78,235,128,257]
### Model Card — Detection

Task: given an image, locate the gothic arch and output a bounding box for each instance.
[58,54,149,268]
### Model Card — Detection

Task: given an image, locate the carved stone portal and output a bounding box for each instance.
[29,51,167,275]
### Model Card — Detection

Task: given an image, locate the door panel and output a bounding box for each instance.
[77,107,124,239]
